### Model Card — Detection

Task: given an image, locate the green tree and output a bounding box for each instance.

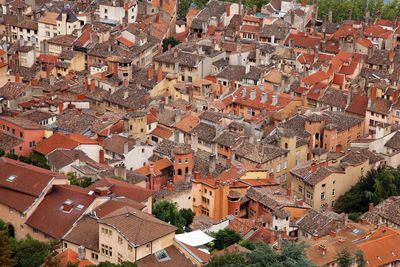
[90,261,137,267]
[212,229,241,250]
[0,230,16,267]
[0,149,5,157]
[334,167,400,218]
[336,248,353,267]
[162,37,181,52]
[12,235,51,267]
[208,241,315,267]
[67,173,93,188]
[239,239,256,251]
[18,156,32,164]
[207,252,247,267]
[5,153,18,160]
[29,151,50,170]
[355,250,366,267]
[179,208,194,227]
[153,200,186,233]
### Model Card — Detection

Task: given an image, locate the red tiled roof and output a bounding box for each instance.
[37,54,58,63]
[284,32,321,48]
[34,133,98,156]
[302,71,330,85]
[240,24,260,33]
[151,125,173,139]
[357,227,400,267]
[25,185,95,239]
[116,35,135,48]
[88,177,153,203]
[134,158,172,177]
[364,25,393,39]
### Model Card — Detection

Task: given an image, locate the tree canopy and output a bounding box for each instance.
[153,200,194,233]
[11,235,53,267]
[334,167,400,220]
[211,229,242,250]
[208,241,315,267]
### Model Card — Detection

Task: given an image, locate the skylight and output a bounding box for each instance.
[6,175,16,182]
[76,204,84,210]
[155,249,171,262]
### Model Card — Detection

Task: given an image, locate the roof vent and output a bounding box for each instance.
[155,249,171,262]
[6,175,16,182]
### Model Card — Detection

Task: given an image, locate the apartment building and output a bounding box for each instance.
[290,149,383,210]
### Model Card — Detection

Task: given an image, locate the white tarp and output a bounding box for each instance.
[175,230,214,247]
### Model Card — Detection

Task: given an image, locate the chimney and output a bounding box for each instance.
[226,158,231,167]
[157,67,163,82]
[175,108,182,122]
[225,3,230,17]
[84,77,89,90]
[194,171,200,180]
[123,79,129,87]
[15,72,21,83]
[192,133,198,152]
[147,65,154,80]
[368,202,374,212]
[286,188,291,196]
[250,89,256,100]
[90,80,96,93]
[62,199,74,212]
[114,164,127,180]
[229,80,235,92]
[330,230,337,238]
[271,95,278,106]
[370,87,377,102]
[149,163,155,177]
[74,152,80,166]
[123,91,129,99]
[335,144,343,154]
[310,161,317,172]
[296,198,304,206]
[123,142,129,154]
[319,161,328,168]
[318,245,327,255]
[260,92,267,103]
[209,154,216,174]
[99,149,105,163]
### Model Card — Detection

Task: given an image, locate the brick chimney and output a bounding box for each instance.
[147,65,154,80]
[156,67,163,82]
[99,149,105,163]
[370,87,378,102]
[62,199,74,212]
[330,230,337,237]
[310,161,317,172]
[336,144,343,154]
[225,4,230,17]
[193,171,200,180]
[318,244,327,255]
[368,202,374,212]
[15,72,21,83]
[90,80,96,93]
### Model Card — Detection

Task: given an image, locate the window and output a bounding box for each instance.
[204,188,207,193]
[276,163,281,172]
[19,132,23,138]
[12,129,15,135]
[332,189,335,196]
[101,227,112,236]
[91,253,98,260]
[298,185,303,193]
[178,159,182,164]
[101,244,112,257]
[188,76,192,82]
[128,244,133,252]
[201,207,209,216]
[209,191,212,196]
[29,141,36,147]
[321,192,326,200]
[283,161,287,169]
[64,243,68,248]
[322,183,326,188]
[104,8,108,13]
[306,191,312,199]
[118,236,123,245]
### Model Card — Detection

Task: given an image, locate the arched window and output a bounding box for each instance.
[177,169,182,175]
[185,167,189,174]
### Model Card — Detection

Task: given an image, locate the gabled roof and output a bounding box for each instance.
[99,206,177,246]
[26,185,96,239]
[0,157,66,213]
[88,177,153,203]
[34,133,98,156]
